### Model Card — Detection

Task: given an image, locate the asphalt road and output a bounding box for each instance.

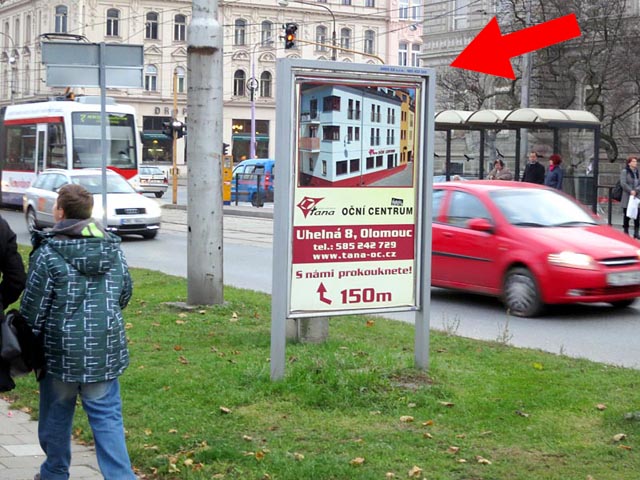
[4,207,640,369]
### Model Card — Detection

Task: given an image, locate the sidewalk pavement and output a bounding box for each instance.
[0,202,272,480]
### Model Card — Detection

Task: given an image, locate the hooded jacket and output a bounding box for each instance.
[20,219,132,383]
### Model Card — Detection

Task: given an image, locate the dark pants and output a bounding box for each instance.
[622,208,639,236]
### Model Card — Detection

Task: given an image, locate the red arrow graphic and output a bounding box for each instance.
[450,13,581,79]
[317,282,332,305]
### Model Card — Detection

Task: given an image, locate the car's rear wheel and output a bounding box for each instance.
[142,230,158,240]
[610,299,636,309]
[155,192,164,198]
[503,267,543,317]
[251,192,264,207]
[26,208,39,233]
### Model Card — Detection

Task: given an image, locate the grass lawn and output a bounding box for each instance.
[4,265,640,479]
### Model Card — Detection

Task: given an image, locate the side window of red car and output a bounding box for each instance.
[432,189,446,221]
[445,191,492,228]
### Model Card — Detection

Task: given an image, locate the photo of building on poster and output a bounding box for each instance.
[289,78,423,315]
[297,82,418,189]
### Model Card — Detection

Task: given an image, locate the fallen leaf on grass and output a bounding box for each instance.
[458,458,467,463]
[439,401,454,407]
[255,450,266,461]
[385,473,395,478]
[596,403,607,411]
[175,320,186,325]
[220,406,232,414]
[613,433,627,442]
[447,446,460,454]
[174,345,183,351]
[168,429,178,434]
[168,463,180,473]
[476,456,492,465]
[230,312,238,322]
[422,420,434,426]
[408,402,416,408]
[178,313,188,318]
[293,452,305,461]
[144,429,152,435]
[198,309,207,315]
[125,322,133,330]
[350,457,365,466]
[243,435,253,441]
[515,410,530,418]
[423,432,433,439]
[151,322,161,327]
[408,465,423,477]
[400,415,414,423]
[20,406,32,414]
[365,319,375,327]
[178,356,189,365]
[184,458,194,466]
[619,444,632,450]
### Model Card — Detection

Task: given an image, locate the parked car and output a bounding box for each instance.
[431,181,640,316]
[231,158,275,206]
[129,166,169,198]
[23,169,162,239]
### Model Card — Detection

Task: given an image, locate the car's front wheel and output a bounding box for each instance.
[26,207,39,233]
[610,299,636,309]
[503,267,543,317]
[155,192,164,198]
[142,230,158,240]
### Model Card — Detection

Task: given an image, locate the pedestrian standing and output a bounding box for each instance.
[620,156,640,238]
[487,158,514,180]
[521,151,546,184]
[20,184,136,480]
[0,214,27,392]
[544,154,564,190]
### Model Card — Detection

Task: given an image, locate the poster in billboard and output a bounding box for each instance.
[289,78,423,316]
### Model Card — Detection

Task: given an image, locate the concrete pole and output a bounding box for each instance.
[187,0,224,305]
[172,70,178,204]
[519,0,532,162]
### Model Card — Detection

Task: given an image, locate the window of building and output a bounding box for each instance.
[23,57,30,95]
[364,30,375,54]
[144,65,158,91]
[323,95,340,111]
[25,15,31,44]
[411,44,421,67]
[399,0,409,20]
[174,14,186,41]
[145,12,159,39]
[260,71,272,97]
[106,9,120,37]
[366,156,374,169]
[233,70,246,96]
[322,160,327,176]
[355,126,360,141]
[55,5,68,33]
[14,19,19,46]
[316,26,327,51]
[323,125,340,141]
[453,0,469,29]
[398,42,408,66]
[336,160,348,175]
[365,0,375,6]
[261,21,273,45]
[376,155,383,167]
[235,19,247,46]
[340,28,351,50]
[175,66,186,93]
[410,0,421,20]
[342,0,352,5]
[350,158,360,173]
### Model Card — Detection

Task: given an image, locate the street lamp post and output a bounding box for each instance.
[250,39,273,159]
[0,32,16,103]
[278,0,336,61]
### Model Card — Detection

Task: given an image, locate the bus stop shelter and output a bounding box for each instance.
[434,108,601,212]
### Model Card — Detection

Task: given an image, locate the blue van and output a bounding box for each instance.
[231,158,275,206]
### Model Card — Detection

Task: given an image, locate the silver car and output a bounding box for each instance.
[23,169,162,239]
[130,166,169,198]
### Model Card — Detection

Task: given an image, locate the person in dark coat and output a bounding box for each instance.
[620,156,640,238]
[521,151,546,184]
[544,154,564,190]
[0,214,27,392]
[20,184,136,480]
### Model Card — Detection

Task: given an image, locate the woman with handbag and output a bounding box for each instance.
[620,156,640,238]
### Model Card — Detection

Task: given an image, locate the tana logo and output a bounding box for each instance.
[297,196,327,218]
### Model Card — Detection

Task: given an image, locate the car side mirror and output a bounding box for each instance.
[467,218,494,233]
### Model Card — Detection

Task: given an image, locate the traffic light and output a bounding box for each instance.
[223,142,229,155]
[284,23,297,49]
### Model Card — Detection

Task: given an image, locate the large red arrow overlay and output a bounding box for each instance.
[450,13,581,79]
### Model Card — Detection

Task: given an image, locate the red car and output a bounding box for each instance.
[431,181,640,317]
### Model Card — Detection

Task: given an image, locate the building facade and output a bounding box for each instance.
[0,0,423,169]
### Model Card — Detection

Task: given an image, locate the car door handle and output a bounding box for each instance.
[443,232,454,238]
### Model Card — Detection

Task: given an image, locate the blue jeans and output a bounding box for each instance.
[38,375,136,480]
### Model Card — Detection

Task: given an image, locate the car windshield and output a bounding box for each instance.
[71,174,136,194]
[490,189,597,227]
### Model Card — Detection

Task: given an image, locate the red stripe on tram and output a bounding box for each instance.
[3,116,64,125]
